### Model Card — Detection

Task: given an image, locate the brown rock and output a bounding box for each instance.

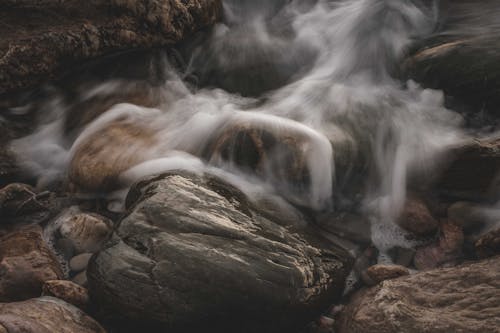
[58,211,112,254]
[0,0,222,95]
[475,227,500,259]
[42,280,90,310]
[397,197,438,236]
[0,226,63,301]
[414,221,464,270]
[0,296,106,332]
[70,253,93,273]
[364,264,409,286]
[439,221,464,254]
[447,201,486,231]
[68,120,156,192]
[337,256,500,333]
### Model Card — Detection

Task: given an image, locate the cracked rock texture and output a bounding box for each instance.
[88,171,350,332]
[0,296,106,333]
[337,255,500,333]
[0,0,222,95]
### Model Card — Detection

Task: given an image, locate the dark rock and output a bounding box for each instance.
[403,0,500,121]
[387,246,415,267]
[317,212,371,245]
[42,280,90,310]
[436,138,500,200]
[0,225,63,301]
[337,255,500,333]
[0,0,222,95]
[0,296,105,333]
[363,264,409,286]
[475,227,500,259]
[397,197,439,236]
[447,201,487,232]
[88,171,350,332]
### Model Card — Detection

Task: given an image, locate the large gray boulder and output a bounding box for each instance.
[88,171,350,332]
[337,256,500,333]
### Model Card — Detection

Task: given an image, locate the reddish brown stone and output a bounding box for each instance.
[364,264,409,286]
[0,226,63,301]
[42,280,89,310]
[475,227,500,259]
[397,197,439,236]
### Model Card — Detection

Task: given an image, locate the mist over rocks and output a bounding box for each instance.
[88,171,351,332]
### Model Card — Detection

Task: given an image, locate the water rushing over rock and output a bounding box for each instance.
[8,0,476,261]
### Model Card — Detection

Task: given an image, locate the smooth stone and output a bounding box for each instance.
[72,271,88,287]
[70,253,93,273]
[363,264,410,286]
[397,196,439,236]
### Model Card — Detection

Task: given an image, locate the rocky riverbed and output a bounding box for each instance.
[1,0,500,332]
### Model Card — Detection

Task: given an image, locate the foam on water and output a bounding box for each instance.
[11,0,472,256]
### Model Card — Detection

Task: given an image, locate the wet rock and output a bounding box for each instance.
[414,221,464,270]
[57,210,112,254]
[202,116,334,208]
[0,226,63,301]
[88,171,350,332]
[447,201,487,232]
[436,137,500,200]
[42,280,90,310]
[0,296,105,333]
[337,255,500,333]
[72,271,88,288]
[70,253,93,273]
[317,212,371,245]
[397,197,438,236]
[0,0,222,95]
[439,222,464,254]
[387,246,415,267]
[475,227,500,259]
[403,1,500,119]
[363,264,409,286]
[68,120,157,192]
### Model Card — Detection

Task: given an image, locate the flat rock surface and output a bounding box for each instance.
[0,296,105,333]
[337,256,500,333]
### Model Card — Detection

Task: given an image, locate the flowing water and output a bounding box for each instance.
[11,0,473,259]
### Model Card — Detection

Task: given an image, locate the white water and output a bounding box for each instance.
[12,0,469,251]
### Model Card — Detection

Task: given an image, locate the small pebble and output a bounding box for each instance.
[72,271,88,287]
[70,253,92,273]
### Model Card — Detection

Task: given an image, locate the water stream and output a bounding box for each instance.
[11,0,471,260]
